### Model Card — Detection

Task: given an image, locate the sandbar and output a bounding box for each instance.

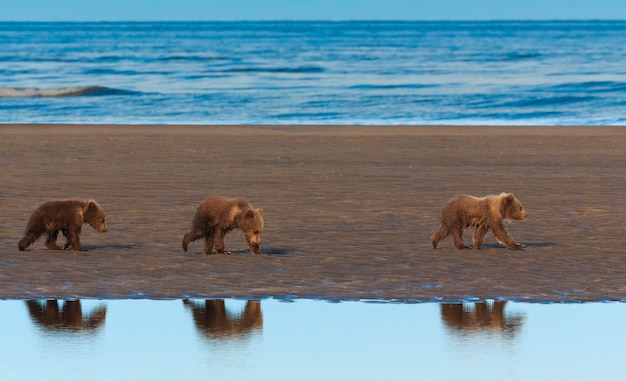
[0,124,624,302]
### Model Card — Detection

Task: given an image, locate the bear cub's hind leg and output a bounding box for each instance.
[182,230,204,252]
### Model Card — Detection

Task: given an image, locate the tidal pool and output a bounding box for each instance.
[0,299,623,380]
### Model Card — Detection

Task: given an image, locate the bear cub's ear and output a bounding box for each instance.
[503,193,515,203]
[86,199,99,211]
[256,208,263,216]
[245,209,255,218]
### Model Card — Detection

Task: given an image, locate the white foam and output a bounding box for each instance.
[0,86,103,98]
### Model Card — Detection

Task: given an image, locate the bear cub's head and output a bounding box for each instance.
[500,193,528,221]
[83,200,108,233]
[240,207,264,254]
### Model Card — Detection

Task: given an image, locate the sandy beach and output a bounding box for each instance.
[0,124,624,302]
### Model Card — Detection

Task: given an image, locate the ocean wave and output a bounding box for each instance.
[502,95,596,108]
[0,86,136,98]
[349,84,436,90]
[502,52,542,61]
[162,55,234,62]
[551,81,626,93]
[224,65,324,74]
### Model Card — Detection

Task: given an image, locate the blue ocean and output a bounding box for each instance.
[2,21,626,125]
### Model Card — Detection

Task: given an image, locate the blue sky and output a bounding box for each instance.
[1,0,625,21]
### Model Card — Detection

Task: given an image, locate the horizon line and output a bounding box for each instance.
[1,18,625,23]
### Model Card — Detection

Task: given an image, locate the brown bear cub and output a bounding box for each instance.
[18,199,108,251]
[431,193,528,250]
[182,196,264,255]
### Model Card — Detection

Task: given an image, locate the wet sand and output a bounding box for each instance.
[1,124,625,302]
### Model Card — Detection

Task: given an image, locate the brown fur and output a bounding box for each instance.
[26,300,107,331]
[18,199,108,251]
[182,196,264,255]
[431,193,528,250]
[183,299,262,339]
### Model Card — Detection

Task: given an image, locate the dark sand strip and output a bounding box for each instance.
[1,124,625,302]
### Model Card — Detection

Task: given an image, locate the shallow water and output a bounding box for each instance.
[0,299,623,380]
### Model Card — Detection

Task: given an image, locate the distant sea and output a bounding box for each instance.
[2,21,626,125]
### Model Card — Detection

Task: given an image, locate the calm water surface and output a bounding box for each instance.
[3,21,626,125]
[0,299,623,380]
